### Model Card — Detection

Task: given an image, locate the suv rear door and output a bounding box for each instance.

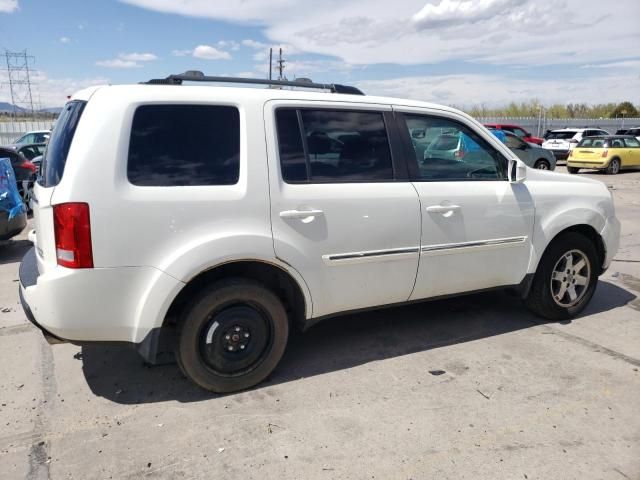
[264,101,421,318]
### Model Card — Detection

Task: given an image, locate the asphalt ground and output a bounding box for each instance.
[0,166,638,479]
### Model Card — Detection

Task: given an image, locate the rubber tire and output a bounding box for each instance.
[534,159,550,170]
[176,278,289,393]
[606,158,620,175]
[567,167,580,174]
[524,232,599,321]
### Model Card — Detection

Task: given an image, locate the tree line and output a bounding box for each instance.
[465,101,639,119]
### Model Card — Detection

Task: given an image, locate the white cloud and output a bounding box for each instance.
[119,52,158,62]
[217,40,240,51]
[357,73,640,107]
[172,45,231,60]
[0,69,109,108]
[581,59,640,69]
[96,52,157,68]
[0,0,18,13]
[59,36,71,44]
[121,0,640,68]
[95,58,141,69]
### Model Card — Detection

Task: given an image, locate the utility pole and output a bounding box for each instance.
[3,50,36,120]
[268,48,273,81]
[277,47,285,81]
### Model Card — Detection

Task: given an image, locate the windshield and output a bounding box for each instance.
[430,135,459,150]
[39,100,86,187]
[547,131,578,140]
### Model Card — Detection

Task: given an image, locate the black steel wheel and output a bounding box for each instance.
[177,278,289,393]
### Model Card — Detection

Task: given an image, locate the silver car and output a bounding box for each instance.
[493,130,557,170]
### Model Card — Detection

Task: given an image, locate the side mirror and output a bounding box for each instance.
[508,158,527,183]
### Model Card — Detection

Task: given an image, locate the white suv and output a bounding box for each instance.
[542,128,609,160]
[19,73,620,392]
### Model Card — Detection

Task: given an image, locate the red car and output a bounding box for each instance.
[484,124,543,145]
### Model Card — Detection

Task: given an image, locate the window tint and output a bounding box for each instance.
[128,105,240,186]
[512,127,527,137]
[578,137,607,148]
[276,108,393,183]
[504,134,526,149]
[403,115,506,181]
[610,138,625,148]
[40,100,86,187]
[624,137,640,147]
[547,131,578,140]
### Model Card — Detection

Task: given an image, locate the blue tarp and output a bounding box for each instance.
[0,158,26,220]
[488,128,507,143]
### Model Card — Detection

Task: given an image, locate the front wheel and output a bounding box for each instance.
[534,159,551,170]
[606,158,620,175]
[524,232,599,320]
[176,278,289,393]
[567,166,580,174]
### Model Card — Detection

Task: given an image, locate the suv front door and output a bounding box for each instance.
[264,101,421,318]
[394,108,535,300]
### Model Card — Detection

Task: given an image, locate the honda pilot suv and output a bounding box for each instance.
[20,72,620,393]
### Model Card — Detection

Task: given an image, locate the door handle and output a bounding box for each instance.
[426,204,461,214]
[279,209,324,219]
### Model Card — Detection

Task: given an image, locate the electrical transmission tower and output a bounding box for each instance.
[3,50,36,118]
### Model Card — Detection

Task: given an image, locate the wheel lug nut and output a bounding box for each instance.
[225,335,230,340]
[244,333,249,338]
[235,326,241,332]
[240,345,245,350]
[228,346,234,351]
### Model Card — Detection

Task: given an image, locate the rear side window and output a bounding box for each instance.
[128,105,240,186]
[39,100,86,187]
[276,108,393,183]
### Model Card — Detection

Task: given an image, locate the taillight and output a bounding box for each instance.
[454,150,466,159]
[18,160,37,173]
[53,203,93,268]
[601,149,608,158]
[568,150,573,158]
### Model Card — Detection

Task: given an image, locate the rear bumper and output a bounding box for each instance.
[567,160,607,169]
[18,247,183,362]
[548,150,569,160]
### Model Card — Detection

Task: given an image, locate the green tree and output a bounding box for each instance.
[609,101,639,119]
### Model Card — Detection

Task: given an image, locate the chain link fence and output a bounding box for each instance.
[476,117,640,138]
[0,120,56,145]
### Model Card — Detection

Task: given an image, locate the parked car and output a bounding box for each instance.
[19,73,620,393]
[617,126,640,141]
[0,157,27,240]
[490,129,556,170]
[484,123,543,145]
[11,130,50,145]
[542,128,610,160]
[2,143,47,160]
[567,135,640,174]
[0,145,38,204]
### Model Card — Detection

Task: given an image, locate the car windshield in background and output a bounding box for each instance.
[578,137,607,148]
[547,131,578,140]
[39,100,86,187]
[431,136,459,150]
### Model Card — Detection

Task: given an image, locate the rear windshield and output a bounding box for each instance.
[546,131,578,140]
[39,100,86,187]
[430,135,459,150]
[578,137,608,148]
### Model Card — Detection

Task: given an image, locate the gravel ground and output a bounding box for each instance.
[0,166,639,480]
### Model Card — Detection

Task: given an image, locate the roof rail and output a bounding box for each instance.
[143,71,365,95]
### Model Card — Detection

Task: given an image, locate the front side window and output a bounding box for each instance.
[128,105,240,186]
[276,108,393,183]
[402,114,507,181]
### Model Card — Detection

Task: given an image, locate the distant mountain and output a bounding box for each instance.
[0,102,62,114]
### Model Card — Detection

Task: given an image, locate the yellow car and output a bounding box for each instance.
[567,135,640,174]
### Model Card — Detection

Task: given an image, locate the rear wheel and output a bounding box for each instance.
[606,158,620,175]
[534,159,551,170]
[176,278,289,393]
[525,232,599,320]
[567,166,580,174]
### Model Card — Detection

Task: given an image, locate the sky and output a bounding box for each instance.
[0,0,639,108]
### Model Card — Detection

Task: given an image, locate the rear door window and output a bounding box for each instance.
[128,105,240,186]
[39,100,86,187]
[275,108,393,183]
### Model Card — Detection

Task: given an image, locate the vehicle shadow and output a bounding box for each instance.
[0,239,32,265]
[80,280,636,405]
